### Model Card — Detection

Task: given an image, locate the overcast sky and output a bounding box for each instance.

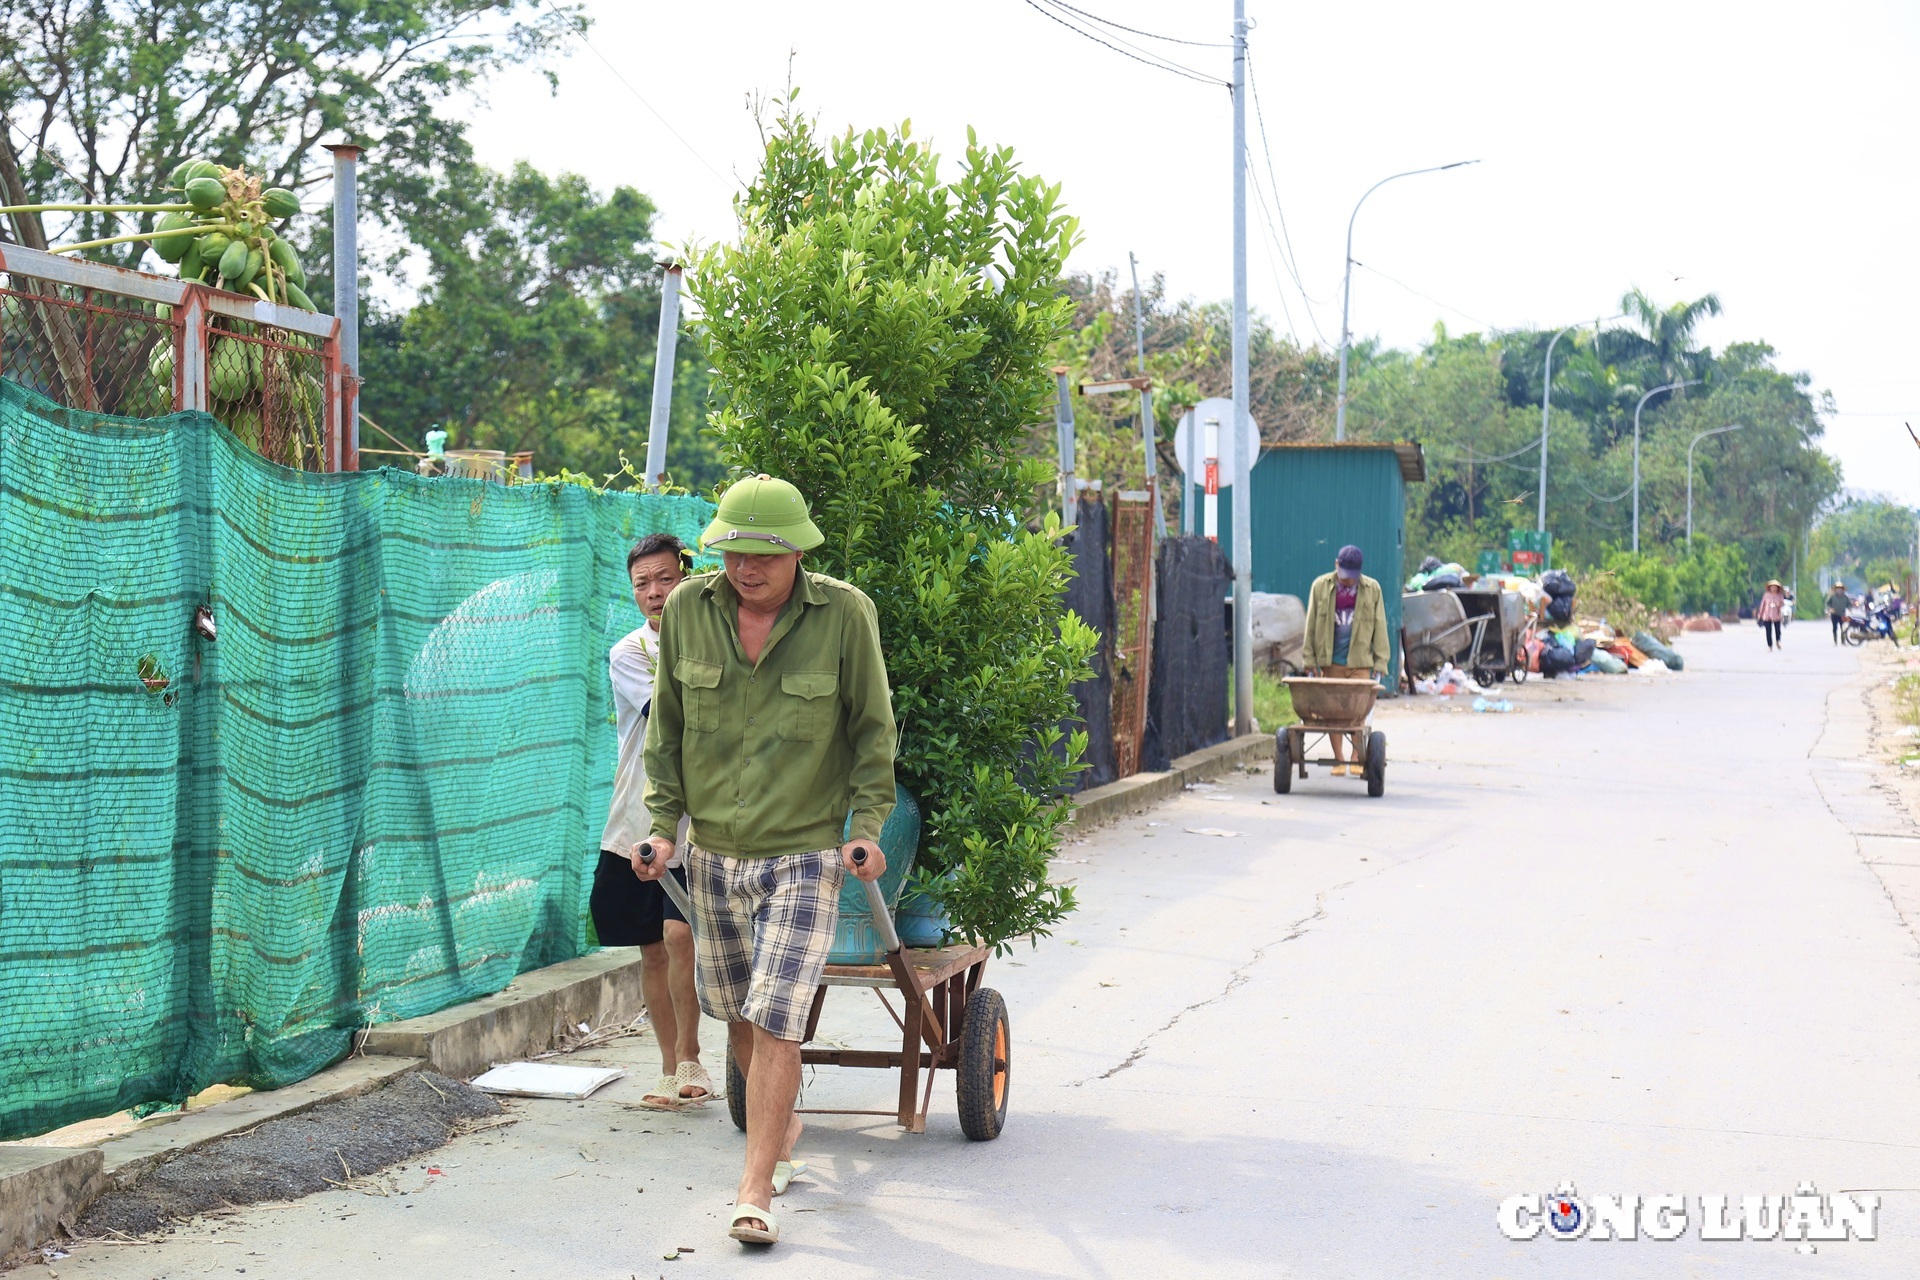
[462,0,1920,505]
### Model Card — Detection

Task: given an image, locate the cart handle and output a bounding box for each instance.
[638,844,695,920]
[851,846,903,955]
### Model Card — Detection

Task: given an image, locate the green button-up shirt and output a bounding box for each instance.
[642,569,897,858]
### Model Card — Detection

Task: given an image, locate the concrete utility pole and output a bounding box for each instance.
[1333,160,1478,442]
[1230,0,1253,736]
[1687,423,1744,548]
[325,143,363,468]
[1630,379,1701,553]
[642,262,682,490]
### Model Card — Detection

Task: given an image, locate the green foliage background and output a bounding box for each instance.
[688,101,1095,952]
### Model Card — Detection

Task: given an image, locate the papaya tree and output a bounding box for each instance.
[687,97,1094,952]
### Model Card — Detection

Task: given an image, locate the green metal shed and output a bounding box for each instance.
[1217,442,1426,685]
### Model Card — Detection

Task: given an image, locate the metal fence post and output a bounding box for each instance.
[644,262,682,489]
[325,143,363,469]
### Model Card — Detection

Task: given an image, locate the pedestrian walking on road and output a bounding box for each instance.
[593,534,710,1111]
[1825,582,1851,644]
[639,475,898,1250]
[1304,544,1389,776]
[1757,580,1787,651]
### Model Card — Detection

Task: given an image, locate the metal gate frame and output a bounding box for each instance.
[0,241,354,471]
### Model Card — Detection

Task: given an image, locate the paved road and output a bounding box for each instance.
[55,627,1920,1278]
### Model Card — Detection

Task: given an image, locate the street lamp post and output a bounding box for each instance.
[1536,311,1629,534]
[1687,424,1744,548]
[1334,160,1478,442]
[1631,379,1702,553]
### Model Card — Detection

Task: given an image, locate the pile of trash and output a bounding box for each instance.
[1520,569,1685,678]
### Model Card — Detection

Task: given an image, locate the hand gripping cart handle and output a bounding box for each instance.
[639,844,898,951]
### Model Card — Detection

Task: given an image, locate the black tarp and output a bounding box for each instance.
[1140,535,1232,771]
[1062,496,1116,789]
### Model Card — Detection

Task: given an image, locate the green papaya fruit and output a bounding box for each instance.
[260,188,300,219]
[185,177,225,212]
[217,240,250,284]
[207,336,265,401]
[226,404,263,451]
[152,211,195,263]
[178,242,202,280]
[268,238,305,287]
[168,157,214,188]
[244,248,264,287]
[284,281,316,312]
[149,340,175,386]
[196,231,231,258]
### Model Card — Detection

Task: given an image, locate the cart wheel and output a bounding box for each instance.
[1272,729,1293,794]
[1511,657,1528,684]
[1405,645,1445,680]
[1471,664,1499,688]
[725,1042,748,1133]
[1364,731,1386,798]
[956,988,1011,1141]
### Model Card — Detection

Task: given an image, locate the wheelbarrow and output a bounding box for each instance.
[1273,676,1387,797]
[650,837,1010,1141]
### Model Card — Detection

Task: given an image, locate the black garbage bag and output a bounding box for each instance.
[1545,596,1575,624]
[1572,638,1597,666]
[1538,642,1579,677]
[1418,554,1443,573]
[1540,568,1576,599]
[1422,572,1464,592]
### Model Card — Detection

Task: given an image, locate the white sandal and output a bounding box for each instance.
[729,1202,777,1244]
[637,1073,685,1111]
[677,1059,715,1103]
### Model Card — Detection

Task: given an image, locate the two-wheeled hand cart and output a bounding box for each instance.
[1273,676,1387,798]
[655,855,1010,1140]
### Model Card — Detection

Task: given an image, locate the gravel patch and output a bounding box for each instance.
[76,1071,501,1238]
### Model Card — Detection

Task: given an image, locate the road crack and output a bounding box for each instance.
[1077,890,1334,1085]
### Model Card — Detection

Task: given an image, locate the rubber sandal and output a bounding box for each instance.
[729,1203,778,1245]
[677,1059,714,1103]
[637,1073,685,1111]
[772,1160,807,1196]
[1331,765,1348,777]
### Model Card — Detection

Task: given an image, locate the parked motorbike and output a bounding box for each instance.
[1841,603,1902,646]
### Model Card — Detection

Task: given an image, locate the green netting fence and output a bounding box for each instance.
[0,379,714,1140]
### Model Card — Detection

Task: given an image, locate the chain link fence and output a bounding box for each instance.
[0,243,347,470]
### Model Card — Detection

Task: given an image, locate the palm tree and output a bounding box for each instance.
[1612,288,1723,385]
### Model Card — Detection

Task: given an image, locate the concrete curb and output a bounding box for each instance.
[1071,732,1275,830]
[357,947,649,1079]
[0,947,650,1263]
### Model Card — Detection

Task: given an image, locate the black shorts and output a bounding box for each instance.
[590,850,688,946]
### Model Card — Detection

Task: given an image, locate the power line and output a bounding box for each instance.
[542,2,736,190]
[1040,0,1233,47]
[1240,159,1302,345]
[1352,260,1488,329]
[1023,0,1231,87]
[1242,51,1332,346]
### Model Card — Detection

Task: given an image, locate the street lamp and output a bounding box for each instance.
[1334,160,1479,442]
[1537,312,1628,533]
[1687,423,1744,548]
[1631,379,1702,553]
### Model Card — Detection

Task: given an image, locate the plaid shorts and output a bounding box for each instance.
[685,845,844,1041]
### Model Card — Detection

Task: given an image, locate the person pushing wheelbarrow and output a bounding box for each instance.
[635,474,897,1249]
[1303,544,1389,777]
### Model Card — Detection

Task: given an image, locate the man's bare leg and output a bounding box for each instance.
[728,1020,803,1230]
[663,920,704,1091]
[639,941,679,1091]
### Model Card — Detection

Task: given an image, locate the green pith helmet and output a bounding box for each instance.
[699,473,825,555]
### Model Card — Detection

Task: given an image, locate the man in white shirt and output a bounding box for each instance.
[593,533,710,1107]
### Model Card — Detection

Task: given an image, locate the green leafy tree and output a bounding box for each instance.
[0,0,578,266]
[1813,497,1917,591]
[688,100,1095,951]
[358,161,721,484]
